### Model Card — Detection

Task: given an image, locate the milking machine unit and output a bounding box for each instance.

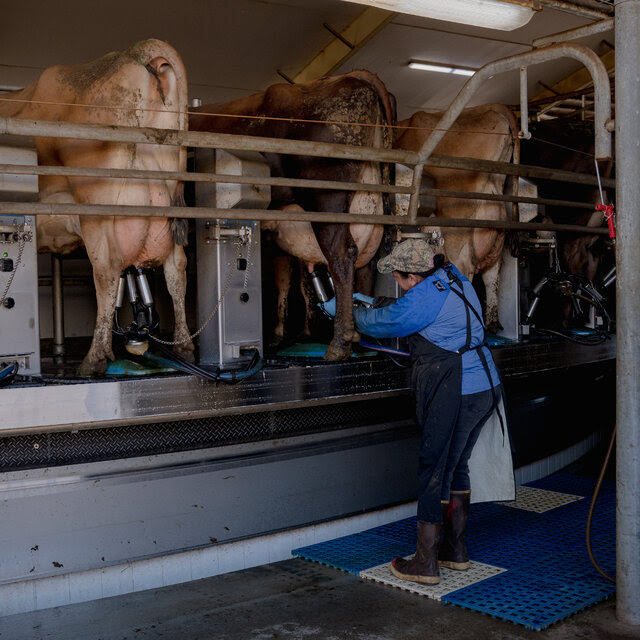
[0,138,40,379]
[112,266,158,356]
[502,177,615,344]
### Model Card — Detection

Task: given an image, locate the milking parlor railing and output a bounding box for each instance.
[0,113,613,238]
[0,41,614,237]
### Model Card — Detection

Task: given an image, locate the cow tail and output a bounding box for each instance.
[504,107,521,256]
[169,182,188,246]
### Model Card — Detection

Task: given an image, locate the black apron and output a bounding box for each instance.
[407,268,504,435]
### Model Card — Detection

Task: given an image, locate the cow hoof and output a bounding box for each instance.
[485,320,503,335]
[324,341,352,361]
[77,358,108,378]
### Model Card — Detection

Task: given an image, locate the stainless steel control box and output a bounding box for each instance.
[194,148,270,368]
[0,214,40,375]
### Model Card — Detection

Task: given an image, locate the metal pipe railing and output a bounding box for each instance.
[0,149,616,189]
[0,161,603,213]
[406,42,612,223]
[0,201,610,235]
[0,116,414,165]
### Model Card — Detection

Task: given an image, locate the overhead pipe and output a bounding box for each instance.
[414,43,612,167]
[614,0,640,627]
[408,43,612,222]
[538,0,611,20]
[532,18,613,47]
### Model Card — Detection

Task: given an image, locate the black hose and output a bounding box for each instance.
[148,337,263,383]
[586,424,616,583]
[0,361,18,387]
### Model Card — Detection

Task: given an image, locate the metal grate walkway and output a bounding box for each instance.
[292,473,616,631]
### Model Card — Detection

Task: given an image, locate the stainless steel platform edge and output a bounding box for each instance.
[1,358,412,435]
[0,337,616,435]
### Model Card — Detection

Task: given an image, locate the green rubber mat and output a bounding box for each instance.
[105,358,177,376]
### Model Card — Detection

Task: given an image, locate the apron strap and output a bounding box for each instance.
[447,271,506,438]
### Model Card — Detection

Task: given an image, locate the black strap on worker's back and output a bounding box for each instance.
[447,270,506,438]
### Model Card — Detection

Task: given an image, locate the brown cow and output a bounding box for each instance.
[395,104,519,333]
[190,71,394,360]
[0,39,194,375]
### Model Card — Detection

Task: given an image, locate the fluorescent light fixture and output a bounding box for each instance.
[339,0,538,31]
[408,60,476,76]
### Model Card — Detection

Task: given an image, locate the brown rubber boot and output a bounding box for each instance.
[439,490,471,570]
[390,521,442,585]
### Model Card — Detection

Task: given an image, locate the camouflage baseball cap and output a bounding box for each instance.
[377,239,438,274]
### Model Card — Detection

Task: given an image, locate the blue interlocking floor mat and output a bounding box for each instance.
[292,473,616,631]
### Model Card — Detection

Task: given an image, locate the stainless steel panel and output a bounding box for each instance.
[0,337,616,436]
[0,214,40,375]
[0,423,418,583]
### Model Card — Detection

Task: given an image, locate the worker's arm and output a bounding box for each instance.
[353,279,448,338]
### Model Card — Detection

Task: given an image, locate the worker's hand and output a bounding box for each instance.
[318,297,336,317]
[353,292,375,307]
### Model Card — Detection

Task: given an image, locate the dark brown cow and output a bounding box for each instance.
[0,39,194,375]
[395,104,519,333]
[520,119,613,280]
[190,71,394,360]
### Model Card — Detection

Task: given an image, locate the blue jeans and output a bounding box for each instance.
[417,386,498,523]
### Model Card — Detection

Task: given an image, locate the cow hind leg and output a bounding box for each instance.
[298,260,317,338]
[272,254,293,345]
[313,222,358,361]
[162,243,195,362]
[78,260,121,377]
[481,256,503,335]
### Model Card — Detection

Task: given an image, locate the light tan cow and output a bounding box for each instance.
[0,39,194,375]
[395,104,519,333]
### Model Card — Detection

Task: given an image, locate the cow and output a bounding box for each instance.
[0,39,194,375]
[394,103,519,334]
[190,71,394,360]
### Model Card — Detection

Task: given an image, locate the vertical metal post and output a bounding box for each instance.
[615,0,640,626]
[51,253,65,360]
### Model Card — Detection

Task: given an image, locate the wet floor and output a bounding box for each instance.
[2,557,639,640]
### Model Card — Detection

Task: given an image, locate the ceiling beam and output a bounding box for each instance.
[293,7,395,84]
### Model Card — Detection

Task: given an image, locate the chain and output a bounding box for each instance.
[0,233,26,308]
[242,231,252,290]
[151,240,244,346]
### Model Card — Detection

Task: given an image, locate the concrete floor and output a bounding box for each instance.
[2,558,640,640]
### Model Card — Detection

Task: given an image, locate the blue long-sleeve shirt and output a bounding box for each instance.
[353,264,500,395]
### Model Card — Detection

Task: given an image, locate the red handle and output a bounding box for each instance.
[595,204,616,239]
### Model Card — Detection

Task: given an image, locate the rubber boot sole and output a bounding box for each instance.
[439,559,471,571]
[390,563,440,584]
